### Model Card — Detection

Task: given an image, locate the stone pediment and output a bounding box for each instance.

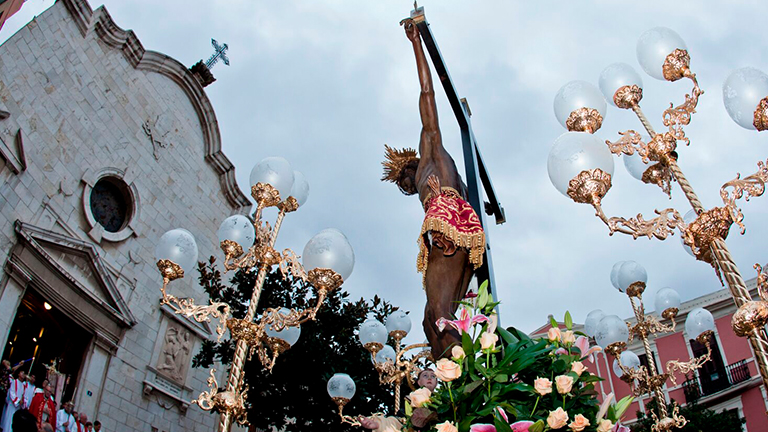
[12,221,135,329]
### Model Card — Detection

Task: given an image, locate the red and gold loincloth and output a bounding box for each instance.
[417,186,486,278]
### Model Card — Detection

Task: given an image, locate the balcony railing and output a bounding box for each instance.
[683,359,751,403]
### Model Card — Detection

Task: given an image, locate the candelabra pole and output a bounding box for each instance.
[219,205,284,432]
[629,105,768,393]
[628,296,668,420]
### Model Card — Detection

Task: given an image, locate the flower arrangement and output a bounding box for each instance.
[404,282,633,432]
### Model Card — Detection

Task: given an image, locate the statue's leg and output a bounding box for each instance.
[423,245,474,359]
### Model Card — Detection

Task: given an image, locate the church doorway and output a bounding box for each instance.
[2,288,92,404]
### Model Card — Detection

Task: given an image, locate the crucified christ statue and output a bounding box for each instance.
[382,18,486,359]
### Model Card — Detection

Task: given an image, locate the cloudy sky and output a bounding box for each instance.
[4,0,768,348]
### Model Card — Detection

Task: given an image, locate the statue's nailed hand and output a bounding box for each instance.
[400,18,419,42]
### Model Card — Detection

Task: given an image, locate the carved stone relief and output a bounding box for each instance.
[155,321,193,385]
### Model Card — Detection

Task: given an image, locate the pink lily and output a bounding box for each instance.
[436,307,489,334]
[469,407,534,432]
[555,347,568,356]
[596,392,614,422]
[574,336,602,363]
[612,423,630,432]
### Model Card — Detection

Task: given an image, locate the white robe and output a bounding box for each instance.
[1,378,28,432]
[56,409,75,432]
[22,383,35,410]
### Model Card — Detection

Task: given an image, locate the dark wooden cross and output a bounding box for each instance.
[205,38,230,69]
[411,6,506,300]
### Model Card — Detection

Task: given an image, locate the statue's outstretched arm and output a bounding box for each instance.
[403,19,441,157]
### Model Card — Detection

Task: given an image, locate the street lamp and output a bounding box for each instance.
[154,156,355,432]
[547,26,768,392]
[329,311,431,421]
[587,261,713,431]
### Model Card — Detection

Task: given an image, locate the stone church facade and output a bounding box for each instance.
[0,0,249,431]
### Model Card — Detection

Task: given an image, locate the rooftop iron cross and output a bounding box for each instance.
[411,7,506,300]
[205,38,230,69]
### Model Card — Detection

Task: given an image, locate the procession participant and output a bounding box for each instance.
[11,409,38,432]
[22,375,35,411]
[55,402,75,432]
[29,384,56,430]
[92,421,101,432]
[75,413,87,432]
[1,369,29,432]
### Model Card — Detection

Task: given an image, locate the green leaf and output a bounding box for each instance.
[494,416,514,432]
[497,327,518,345]
[478,285,490,310]
[529,419,546,432]
[405,400,412,417]
[494,373,509,383]
[463,380,483,394]
[613,395,635,419]
[564,311,573,330]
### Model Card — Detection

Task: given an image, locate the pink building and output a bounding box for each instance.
[0,0,26,31]
[531,275,768,431]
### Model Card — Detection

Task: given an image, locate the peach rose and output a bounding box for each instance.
[534,377,552,396]
[571,361,587,376]
[569,414,590,432]
[597,419,614,432]
[556,375,574,394]
[547,407,569,429]
[435,421,458,432]
[435,358,461,382]
[409,387,431,408]
[480,331,499,350]
[562,330,576,344]
[451,345,465,360]
[547,327,562,342]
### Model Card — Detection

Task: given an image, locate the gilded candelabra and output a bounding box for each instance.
[327,311,432,425]
[587,261,713,431]
[547,27,768,392]
[154,157,356,432]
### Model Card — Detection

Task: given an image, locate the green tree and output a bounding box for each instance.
[630,399,745,432]
[193,257,402,431]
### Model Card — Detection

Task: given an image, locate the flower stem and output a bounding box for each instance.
[531,395,540,416]
[448,383,457,423]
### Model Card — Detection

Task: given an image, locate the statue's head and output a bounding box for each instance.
[417,368,437,391]
[382,145,420,196]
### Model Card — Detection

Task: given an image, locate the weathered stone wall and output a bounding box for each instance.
[0,1,248,431]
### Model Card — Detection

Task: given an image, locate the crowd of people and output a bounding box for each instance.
[0,360,103,432]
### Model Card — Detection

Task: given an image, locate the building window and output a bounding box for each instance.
[90,176,132,233]
[690,332,728,394]
[81,167,140,243]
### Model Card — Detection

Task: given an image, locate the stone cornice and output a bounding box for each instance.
[59,0,250,211]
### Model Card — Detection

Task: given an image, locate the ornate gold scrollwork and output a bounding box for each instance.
[754,97,768,131]
[642,163,673,197]
[157,260,231,341]
[614,85,643,109]
[604,208,685,241]
[251,182,282,208]
[157,259,184,281]
[565,107,603,133]
[192,369,250,425]
[662,49,691,82]
[367,342,432,412]
[681,207,733,265]
[756,264,768,301]
[720,159,768,234]
[662,50,702,146]
[567,169,612,206]
[606,130,676,163]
